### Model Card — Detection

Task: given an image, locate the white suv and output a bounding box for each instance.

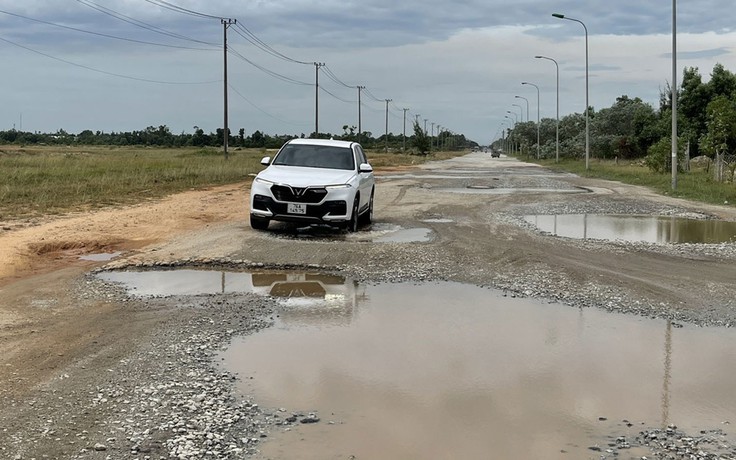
[249,138,375,232]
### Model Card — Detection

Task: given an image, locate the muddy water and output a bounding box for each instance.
[524,214,736,244]
[221,281,736,459]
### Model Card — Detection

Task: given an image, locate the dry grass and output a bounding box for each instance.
[0,145,466,220]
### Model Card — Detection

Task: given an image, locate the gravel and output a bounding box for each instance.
[3,168,735,459]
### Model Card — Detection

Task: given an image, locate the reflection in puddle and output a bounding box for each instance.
[97,270,355,302]
[222,282,736,460]
[524,214,736,244]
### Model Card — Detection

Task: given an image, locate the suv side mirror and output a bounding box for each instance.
[260,156,271,166]
[359,163,373,173]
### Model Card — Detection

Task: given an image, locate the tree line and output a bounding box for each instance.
[495,63,736,175]
[0,122,475,153]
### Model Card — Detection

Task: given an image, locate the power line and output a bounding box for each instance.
[319,86,353,104]
[322,65,354,88]
[0,8,212,50]
[142,0,222,20]
[232,22,311,65]
[228,83,308,127]
[0,34,220,85]
[362,88,384,102]
[75,0,218,46]
[228,48,310,86]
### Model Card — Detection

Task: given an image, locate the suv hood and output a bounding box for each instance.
[257,165,357,187]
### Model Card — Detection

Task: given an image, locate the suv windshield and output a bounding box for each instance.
[273,144,355,170]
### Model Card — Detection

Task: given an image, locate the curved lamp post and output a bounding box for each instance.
[515,96,529,122]
[504,114,516,155]
[535,55,559,163]
[522,81,540,160]
[553,13,589,170]
[512,103,524,123]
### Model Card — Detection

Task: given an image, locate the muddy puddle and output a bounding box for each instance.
[524,214,736,244]
[212,280,736,460]
[438,187,589,195]
[79,251,122,261]
[97,270,359,303]
[264,223,434,243]
[97,269,736,458]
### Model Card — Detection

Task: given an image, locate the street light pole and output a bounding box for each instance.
[671,0,678,190]
[402,107,409,151]
[535,55,559,163]
[515,95,529,122]
[385,99,392,153]
[522,81,540,160]
[512,104,524,124]
[553,13,589,170]
[357,85,364,143]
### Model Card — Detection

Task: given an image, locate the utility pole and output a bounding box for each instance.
[314,62,325,137]
[424,118,428,135]
[384,99,392,152]
[222,18,236,160]
[402,108,409,151]
[415,114,421,125]
[357,85,364,143]
[431,122,435,153]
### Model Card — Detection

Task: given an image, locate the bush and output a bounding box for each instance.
[645,137,686,173]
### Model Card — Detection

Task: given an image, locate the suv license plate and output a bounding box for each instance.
[287,203,307,215]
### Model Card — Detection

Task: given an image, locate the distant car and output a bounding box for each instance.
[491,150,501,158]
[249,138,375,232]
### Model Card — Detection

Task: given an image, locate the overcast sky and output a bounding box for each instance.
[0,0,734,144]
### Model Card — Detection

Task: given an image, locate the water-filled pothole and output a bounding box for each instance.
[96,270,358,305]
[79,251,122,261]
[220,281,736,459]
[438,187,589,195]
[373,227,432,243]
[524,214,736,244]
[96,270,736,458]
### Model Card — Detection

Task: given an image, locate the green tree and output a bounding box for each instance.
[699,95,736,158]
[412,121,430,155]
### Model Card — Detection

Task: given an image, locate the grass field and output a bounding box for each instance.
[535,157,736,207]
[0,145,462,220]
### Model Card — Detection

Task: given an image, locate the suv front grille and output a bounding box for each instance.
[271,185,328,204]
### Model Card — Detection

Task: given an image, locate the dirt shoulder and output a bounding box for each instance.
[1,155,736,459]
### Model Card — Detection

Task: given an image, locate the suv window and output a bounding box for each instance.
[355,145,368,165]
[273,144,355,170]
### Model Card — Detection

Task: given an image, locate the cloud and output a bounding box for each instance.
[0,1,736,143]
[662,47,732,60]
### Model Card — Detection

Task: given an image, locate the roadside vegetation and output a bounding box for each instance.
[497,63,736,188]
[0,144,463,220]
[535,157,736,207]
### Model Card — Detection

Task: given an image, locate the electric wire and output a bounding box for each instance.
[322,65,354,88]
[0,34,220,85]
[319,86,354,104]
[232,22,311,65]
[362,88,384,102]
[75,0,218,46]
[228,48,310,86]
[0,8,212,50]
[142,0,223,20]
[228,83,308,127]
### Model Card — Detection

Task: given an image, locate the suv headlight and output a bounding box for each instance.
[326,184,352,190]
[255,177,274,185]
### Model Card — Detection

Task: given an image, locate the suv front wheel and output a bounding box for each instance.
[250,215,270,230]
[345,198,360,232]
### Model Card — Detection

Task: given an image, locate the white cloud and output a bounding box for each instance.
[0,1,735,143]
